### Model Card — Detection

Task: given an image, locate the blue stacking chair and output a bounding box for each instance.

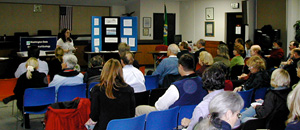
[238,88,254,109]
[57,83,86,102]
[21,86,56,128]
[106,114,146,130]
[254,87,269,100]
[145,106,180,130]
[178,105,197,126]
[145,75,159,90]
[88,82,99,98]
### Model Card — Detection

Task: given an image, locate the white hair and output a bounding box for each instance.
[168,44,179,55]
[63,54,78,69]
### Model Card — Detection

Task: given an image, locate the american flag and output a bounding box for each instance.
[60,6,72,30]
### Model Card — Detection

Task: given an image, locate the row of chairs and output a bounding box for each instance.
[107,105,197,130]
[237,87,269,110]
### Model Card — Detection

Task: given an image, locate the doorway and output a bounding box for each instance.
[226,13,245,58]
[153,13,176,45]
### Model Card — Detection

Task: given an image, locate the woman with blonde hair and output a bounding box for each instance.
[286,83,300,129]
[196,51,213,76]
[240,68,291,129]
[85,58,135,130]
[8,57,48,128]
[49,47,64,81]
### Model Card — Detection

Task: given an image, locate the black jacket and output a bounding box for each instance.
[256,87,291,129]
[243,70,270,90]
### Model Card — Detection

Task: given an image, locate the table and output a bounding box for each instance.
[148,51,168,69]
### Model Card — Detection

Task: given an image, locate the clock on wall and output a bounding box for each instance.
[34,4,42,13]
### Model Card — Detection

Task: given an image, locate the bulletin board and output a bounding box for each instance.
[91,16,138,52]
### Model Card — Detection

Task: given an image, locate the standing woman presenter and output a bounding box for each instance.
[57,28,75,54]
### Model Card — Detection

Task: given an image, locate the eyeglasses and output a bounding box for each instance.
[237,113,242,119]
[248,66,254,70]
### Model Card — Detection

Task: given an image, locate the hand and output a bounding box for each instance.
[234,86,242,92]
[181,118,191,127]
[85,118,97,126]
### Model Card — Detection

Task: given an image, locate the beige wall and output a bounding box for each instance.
[257,0,287,54]
[0,3,110,36]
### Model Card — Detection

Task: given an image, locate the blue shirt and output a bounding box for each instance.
[152,55,179,85]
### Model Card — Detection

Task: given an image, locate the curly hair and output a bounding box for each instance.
[246,56,266,71]
[202,65,225,91]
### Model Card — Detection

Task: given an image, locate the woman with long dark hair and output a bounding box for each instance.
[56,28,75,54]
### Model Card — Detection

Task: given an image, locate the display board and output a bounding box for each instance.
[20,36,57,51]
[91,16,138,52]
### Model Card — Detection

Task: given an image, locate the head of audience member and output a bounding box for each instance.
[196,39,206,49]
[25,57,39,80]
[234,38,244,46]
[297,61,300,78]
[212,61,229,79]
[28,45,40,59]
[245,40,253,50]
[246,56,266,74]
[118,42,130,56]
[167,44,179,56]
[120,51,134,66]
[273,40,282,49]
[88,55,103,69]
[250,45,262,56]
[270,68,290,88]
[178,54,194,76]
[217,44,230,59]
[233,44,244,56]
[293,48,300,59]
[55,47,64,62]
[195,91,244,129]
[287,83,300,124]
[179,41,189,51]
[60,28,72,42]
[100,58,126,99]
[202,65,225,92]
[289,41,299,51]
[199,51,213,66]
[61,54,78,70]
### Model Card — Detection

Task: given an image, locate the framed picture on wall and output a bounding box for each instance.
[205,21,214,37]
[143,28,149,36]
[143,17,151,28]
[205,7,214,20]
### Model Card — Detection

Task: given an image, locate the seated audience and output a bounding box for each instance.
[121,51,146,93]
[8,57,48,129]
[245,40,253,58]
[230,44,245,69]
[214,44,230,67]
[194,39,206,66]
[85,59,135,130]
[177,41,191,59]
[49,54,83,95]
[136,54,207,116]
[15,46,48,78]
[240,68,291,130]
[194,91,244,130]
[49,47,64,81]
[266,40,284,69]
[212,61,233,91]
[181,65,225,130]
[196,51,213,77]
[118,42,139,69]
[234,56,270,91]
[284,48,300,86]
[292,60,300,89]
[152,44,179,86]
[286,83,300,129]
[286,40,299,60]
[234,38,245,57]
[83,55,103,87]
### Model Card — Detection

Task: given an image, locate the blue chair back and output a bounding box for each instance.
[88,82,99,98]
[145,75,159,90]
[238,89,254,108]
[24,86,55,114]
[178,105,197,126]
[254,87,269,100]
[106,114,146,130]
[57,83,86,102]
[145,106,179,130]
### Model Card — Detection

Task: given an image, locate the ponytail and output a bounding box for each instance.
[26,66,34,79]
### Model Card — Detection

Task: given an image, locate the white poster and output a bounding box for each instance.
[95,47,99,52]
[105,37,118,43]
[94,18,99,26]
[124,19,132,27]
[236,26,241,34]
[94,38,100,46]
[106,28,116,35]
[105,18,118,25]
[124,28,132,36]
[121,38,127,44]
[129,38,135,47]
[94,28,99,35]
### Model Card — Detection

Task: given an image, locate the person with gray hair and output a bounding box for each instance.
[214,44,230,67]
[194,39,206,66]
[194,91,244,130]
[152,44,179,86]
[84,55,103,87]
[118,42,140,69]
[49,54,84,96]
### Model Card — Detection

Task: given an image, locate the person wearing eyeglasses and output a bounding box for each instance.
[240,68,291,130]
[234,56,270,92]
[193,91,244,130]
